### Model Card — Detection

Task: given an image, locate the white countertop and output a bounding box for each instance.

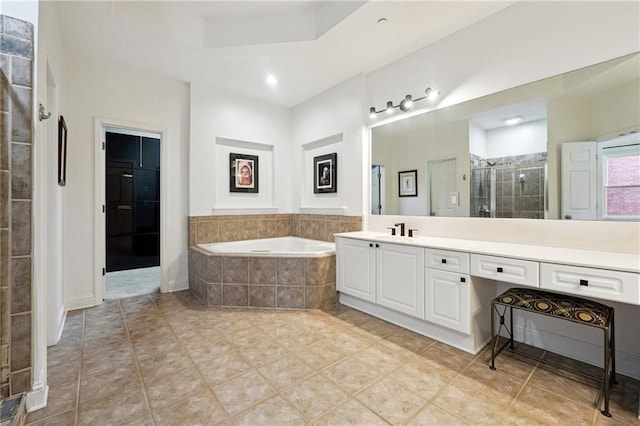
[335,231,640,274]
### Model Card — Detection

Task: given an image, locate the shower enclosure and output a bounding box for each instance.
[471,157,547,219]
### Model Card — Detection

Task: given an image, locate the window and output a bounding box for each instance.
[600,144,640,220]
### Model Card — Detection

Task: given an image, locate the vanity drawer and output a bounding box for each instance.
[425,248,469,274]
[540,263,640,305]
[470,254,539,287]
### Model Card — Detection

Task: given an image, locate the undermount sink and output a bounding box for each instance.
[375,235,422,243]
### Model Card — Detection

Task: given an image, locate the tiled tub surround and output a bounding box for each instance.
[188,214,362,246]
[189,246,337,309]
[188,214,357,308]
[1,15,34,398]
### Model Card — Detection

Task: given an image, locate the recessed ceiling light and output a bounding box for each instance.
[503,116,522,125]
[377,18,387,24]
[266,75,277,86]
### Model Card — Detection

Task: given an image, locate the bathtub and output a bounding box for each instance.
[189,237,337,309]
[197,236,335,257]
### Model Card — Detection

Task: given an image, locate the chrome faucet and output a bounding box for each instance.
[394,223,405,236]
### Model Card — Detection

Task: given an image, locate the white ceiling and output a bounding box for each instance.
[55,1,514,107]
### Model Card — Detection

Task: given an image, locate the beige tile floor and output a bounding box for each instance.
[27,291,639,425]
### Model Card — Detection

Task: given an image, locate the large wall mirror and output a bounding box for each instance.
[371,53,639,220]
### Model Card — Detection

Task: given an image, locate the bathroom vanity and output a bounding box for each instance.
[335,231,640,356]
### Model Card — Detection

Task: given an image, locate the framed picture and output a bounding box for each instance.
[313,153,337,194]
[58,115,67,186]
[230,153,259,193]
[398,169,417,197]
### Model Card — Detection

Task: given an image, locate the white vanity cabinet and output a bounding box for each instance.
[335,231,639,363]
[424,249,472,334]
[336,237,376,302]
[425,269,470,333]
[336,236,424,318]
[376,242,424,319]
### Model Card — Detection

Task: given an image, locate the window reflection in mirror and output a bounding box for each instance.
[370,53,639,221]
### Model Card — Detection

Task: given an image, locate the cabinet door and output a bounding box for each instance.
[337,238,376,302]
[425,268,470,334]
[376,243,424,318]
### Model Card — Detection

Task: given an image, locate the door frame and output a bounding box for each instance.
[427,156,458,216]
[371,164,385,215]
[93,117,167,304]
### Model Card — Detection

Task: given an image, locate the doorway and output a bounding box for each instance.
[104,128,161,299]
[371,164,385,214]
[428,158,458,216]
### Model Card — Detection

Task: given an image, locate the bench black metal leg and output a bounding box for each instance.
[490,300,496,370]
[489,302,512,371]
[601,327,611,417]
[611,313,617,384]
[509,306,515,349]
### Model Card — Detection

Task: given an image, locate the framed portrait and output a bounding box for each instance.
[229,153,259,193]
[58,115,67,186]
[313,153,337,194]
[398,169,417,197]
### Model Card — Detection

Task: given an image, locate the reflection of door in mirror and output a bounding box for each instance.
[428,158,457,216]
[371,165,385,214]
[370,53,638,219]
[562,134,640,221]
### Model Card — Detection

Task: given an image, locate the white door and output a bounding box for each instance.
[425,269,470,334]
[376,243,424,318]
[429,158,457,216]
[561,142,597,220]
[336,238,376,302]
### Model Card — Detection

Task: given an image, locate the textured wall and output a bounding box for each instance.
[0,14,34,398]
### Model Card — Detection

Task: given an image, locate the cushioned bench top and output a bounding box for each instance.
[493,287,613,328]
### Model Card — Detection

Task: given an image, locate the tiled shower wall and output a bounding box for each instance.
[188,214,362,246]
[0,15,34,398]
[470,153,547,219]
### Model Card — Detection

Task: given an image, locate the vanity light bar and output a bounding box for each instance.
[370,87,439,118]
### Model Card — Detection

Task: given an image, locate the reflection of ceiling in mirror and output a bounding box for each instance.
[370,52,639,220]
[469,102,548,130]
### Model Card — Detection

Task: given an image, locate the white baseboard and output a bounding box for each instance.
[339,293,489,355]
[513,324,640,380]
[47,306,67,346]
[26,381,48,412]
[166,279,188,293]
[65,295,97,311]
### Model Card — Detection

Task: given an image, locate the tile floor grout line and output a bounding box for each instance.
[118,296,156,425]
[26,293,639,424]
[498,350,543,426]
[73,310,86,426]
[150,292,234,424]
[400,367,460,425]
